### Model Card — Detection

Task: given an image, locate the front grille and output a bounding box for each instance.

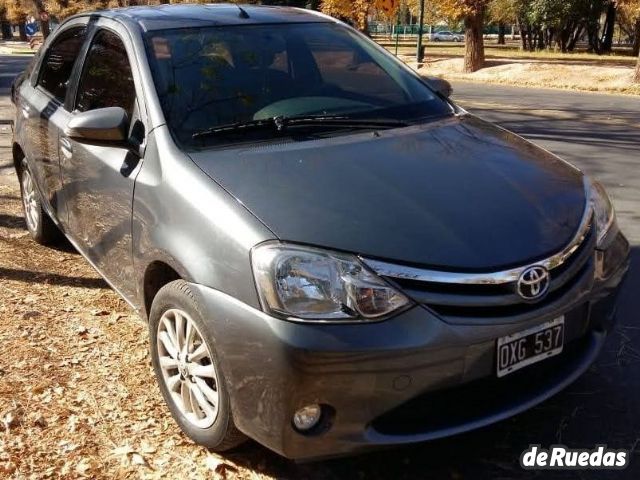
[369,217,596,323]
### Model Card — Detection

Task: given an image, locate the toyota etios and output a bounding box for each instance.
[12,4,629,460]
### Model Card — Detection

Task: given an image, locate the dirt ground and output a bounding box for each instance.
[0,117,290,478]
[411,57,640,95]
[0,182,275,478]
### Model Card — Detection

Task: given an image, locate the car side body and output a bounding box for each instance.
[12,4,629,460]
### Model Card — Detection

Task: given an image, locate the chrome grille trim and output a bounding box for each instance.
[361,205,593,286]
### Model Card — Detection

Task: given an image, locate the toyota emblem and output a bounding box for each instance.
[517,266,550,301]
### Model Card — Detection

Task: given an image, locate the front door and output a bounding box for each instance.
[61,26,143,301]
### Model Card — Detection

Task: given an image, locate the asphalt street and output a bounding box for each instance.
[0,53,29,91]
[1,54,639,478]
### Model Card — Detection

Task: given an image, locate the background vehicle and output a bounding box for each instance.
[11,4,629,460]
[430,31,464,42]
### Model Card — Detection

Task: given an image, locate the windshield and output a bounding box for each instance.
[145,22,453,148]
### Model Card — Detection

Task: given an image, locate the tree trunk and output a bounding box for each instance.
[586,14,601,53]
[633,19,640,58]
[635,52,640,83]
[601,2,616,53]
[497,23,505,45]
[559,22,574,53]
[18,24,27,41]
[567,24,583,52]
[1,21,13,40]
[463,8,485,73]
[537,28,545,50]
[517,19,527,50]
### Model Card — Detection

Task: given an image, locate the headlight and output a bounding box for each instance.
[251,243,411,321]
[588,180,616,247]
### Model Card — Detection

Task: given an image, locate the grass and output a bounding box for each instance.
[377,40,638,64]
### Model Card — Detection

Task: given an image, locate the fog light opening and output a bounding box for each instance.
[293,404,322,433]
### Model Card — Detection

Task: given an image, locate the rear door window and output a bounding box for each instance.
[38,26,87,102]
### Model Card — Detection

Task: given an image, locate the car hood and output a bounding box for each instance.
[189,114,586,271]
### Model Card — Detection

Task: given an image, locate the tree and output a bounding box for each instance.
[618,0,640,82]
[0,0,29,40]
[619,0,640,55]
[321,0,373,32]
[488,0,518,45]
[601,1,616,52]
[435,0,490,72]
[0,1,12,39]
[31,0,49,38]
[321,0,399,32]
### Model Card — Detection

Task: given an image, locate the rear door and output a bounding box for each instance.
[61,24,146,301]
[19,21,87,221]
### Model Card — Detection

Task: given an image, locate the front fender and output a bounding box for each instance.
[132,128,275,312]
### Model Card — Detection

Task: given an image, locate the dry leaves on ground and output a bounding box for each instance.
[0,182,291,479]
[413,57,640,95]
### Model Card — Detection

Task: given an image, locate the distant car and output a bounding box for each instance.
[430,31,464,42]
[11,3,630,461]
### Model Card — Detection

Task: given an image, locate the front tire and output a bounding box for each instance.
[149,280,246,451]
[19,159,60,245]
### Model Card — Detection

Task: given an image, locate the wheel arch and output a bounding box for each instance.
[12,142,26,179]
[142,259,188,319]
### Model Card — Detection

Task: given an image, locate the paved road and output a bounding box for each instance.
[0,54,30,91]
[452,82,640,244]
[1,55,639,478]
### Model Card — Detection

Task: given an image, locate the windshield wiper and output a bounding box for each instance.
[192,115,409,140]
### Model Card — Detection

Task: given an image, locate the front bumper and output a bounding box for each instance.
[191,233,630,460]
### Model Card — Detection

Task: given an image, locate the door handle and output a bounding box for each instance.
[60,137,73,158]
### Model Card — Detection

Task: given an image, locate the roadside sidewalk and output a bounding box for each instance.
[0,40,35,55]
[0,95,15,185]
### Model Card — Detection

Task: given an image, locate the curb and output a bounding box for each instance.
[0,47,35,55]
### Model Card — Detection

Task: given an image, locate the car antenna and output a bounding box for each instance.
[234,3,250,19]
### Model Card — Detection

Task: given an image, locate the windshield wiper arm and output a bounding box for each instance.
[192,115,408,140]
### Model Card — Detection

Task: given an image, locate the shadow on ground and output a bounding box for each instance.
[0,266,107,289]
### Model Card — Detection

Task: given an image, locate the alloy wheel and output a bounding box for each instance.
[157,308,220,429]
[22,169,39,232]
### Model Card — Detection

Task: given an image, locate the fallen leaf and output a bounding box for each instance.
[2,406,24,431]
[205,453,238,478]
[32,413,47,428]
[75,458,93,477]
[110,445,135,458]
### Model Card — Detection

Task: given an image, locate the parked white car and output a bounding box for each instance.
[430,31,464,42]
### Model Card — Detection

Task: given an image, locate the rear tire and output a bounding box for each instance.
[19,159,60,245]
[149,280,246,451]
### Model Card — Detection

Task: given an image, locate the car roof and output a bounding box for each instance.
[95,4,332,32]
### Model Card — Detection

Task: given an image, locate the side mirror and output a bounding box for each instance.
[424,76,453,98]
[65,107,129,145]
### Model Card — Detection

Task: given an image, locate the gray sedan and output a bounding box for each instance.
[430,31,464,42]
[11,4,629,460]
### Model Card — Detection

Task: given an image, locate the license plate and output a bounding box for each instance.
[496,317,565,378]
